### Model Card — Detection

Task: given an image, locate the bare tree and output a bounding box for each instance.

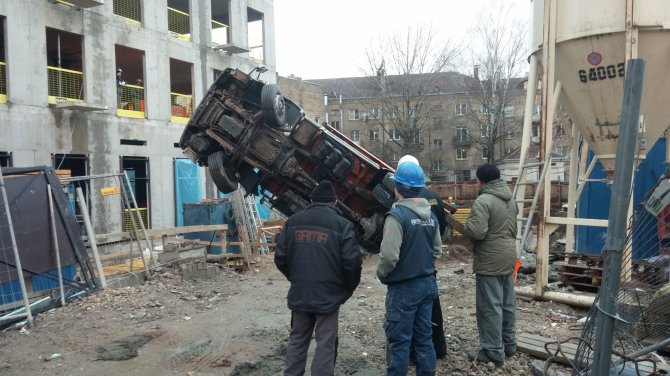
[361,25,460,166]
[457,2,528,163]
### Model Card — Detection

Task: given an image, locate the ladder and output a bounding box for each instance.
[230,187,270,255]
[513,157,552,258]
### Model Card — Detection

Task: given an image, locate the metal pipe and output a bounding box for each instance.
[60,172,124,183]
[0,170,33,327]
[592,58,646,376]
[76,187,107,288]
[47,184,66,307]
[565,126,581,253]
[515,287,595,307]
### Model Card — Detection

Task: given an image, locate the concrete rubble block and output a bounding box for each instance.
[158,246,207,264]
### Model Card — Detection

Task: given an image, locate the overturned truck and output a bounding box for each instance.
[179,67,458,253]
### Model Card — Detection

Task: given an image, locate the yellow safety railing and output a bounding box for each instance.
[47,66,84,104]
[168,7,191,41]
[56,0,75,6]
[113,0,142,24]
[249,45,264,63]
[171,92,192,123]
[123,208,148,232]
[211,20,229,47]
[0,62,6,103]
[117,83,145,118]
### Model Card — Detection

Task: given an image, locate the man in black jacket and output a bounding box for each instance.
[275,180,362,376]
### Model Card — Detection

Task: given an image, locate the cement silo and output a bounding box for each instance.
[531,0,670,171]
[517,0,670,303]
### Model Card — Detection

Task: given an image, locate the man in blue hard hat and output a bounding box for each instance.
[378,162,442,376]
[396,155,448,361]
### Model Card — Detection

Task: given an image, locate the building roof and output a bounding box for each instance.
[306,71,486,100]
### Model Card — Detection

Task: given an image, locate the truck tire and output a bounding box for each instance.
[372,183,394,209]
[261,84,286,128]
[208,151,238,193]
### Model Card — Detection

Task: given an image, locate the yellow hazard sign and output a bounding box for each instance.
[100,186,121,196]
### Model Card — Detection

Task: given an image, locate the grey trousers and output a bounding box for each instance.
[475,274,516,363]
[284,308,339,376]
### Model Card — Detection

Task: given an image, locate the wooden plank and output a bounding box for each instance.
[94,225,229,244]
[518,334,666,374]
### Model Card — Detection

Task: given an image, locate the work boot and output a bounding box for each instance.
[505,346,516,358]
[419,372,435,376]
[467,349,504,367]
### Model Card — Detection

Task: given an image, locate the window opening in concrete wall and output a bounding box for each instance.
[53,153,89,219]
[113,0,142,24]
[168,0,191,41]
[0,16,6,103]
[170,58,193,123]
[0,151,12,167]
[121,156,150,230]
[46,28,84,104]
[247,7,264,63]
[115,45,146,118]
[211,0,230,48]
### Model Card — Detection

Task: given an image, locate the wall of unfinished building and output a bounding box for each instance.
[0,0,276,233]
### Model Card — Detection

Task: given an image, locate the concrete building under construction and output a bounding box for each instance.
[0,0,276,233]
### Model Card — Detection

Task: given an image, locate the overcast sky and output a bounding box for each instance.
[273,0,531,79]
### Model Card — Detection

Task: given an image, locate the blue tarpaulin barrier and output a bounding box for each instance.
[174,159,202,227]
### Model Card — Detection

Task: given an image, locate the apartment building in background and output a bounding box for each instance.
[0,0,276,233]
[278,71,571,183]
[306,73,530,182]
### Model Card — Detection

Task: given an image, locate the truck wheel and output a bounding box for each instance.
[372,183,394,209]
[261,84,286,128]
[208,151,238,193]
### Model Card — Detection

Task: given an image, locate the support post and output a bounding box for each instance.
[47,184,66,306]
[123,170,154,264]
[592,58,645,376]
[565,126,581,253]
[119,175,148,272]
[75,187,107,288]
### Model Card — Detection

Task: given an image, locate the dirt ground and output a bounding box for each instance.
[0,246,598,376]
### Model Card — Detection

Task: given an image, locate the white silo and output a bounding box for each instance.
[517,0,670,304]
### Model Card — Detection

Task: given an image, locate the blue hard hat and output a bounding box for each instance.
[392,162,425,188]
[116,67,123,73]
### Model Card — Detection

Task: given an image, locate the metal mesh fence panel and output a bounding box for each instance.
[572,176,670,375]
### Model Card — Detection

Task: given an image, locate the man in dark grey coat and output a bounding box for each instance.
[275,180,362,376]
[464,164,518,367]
